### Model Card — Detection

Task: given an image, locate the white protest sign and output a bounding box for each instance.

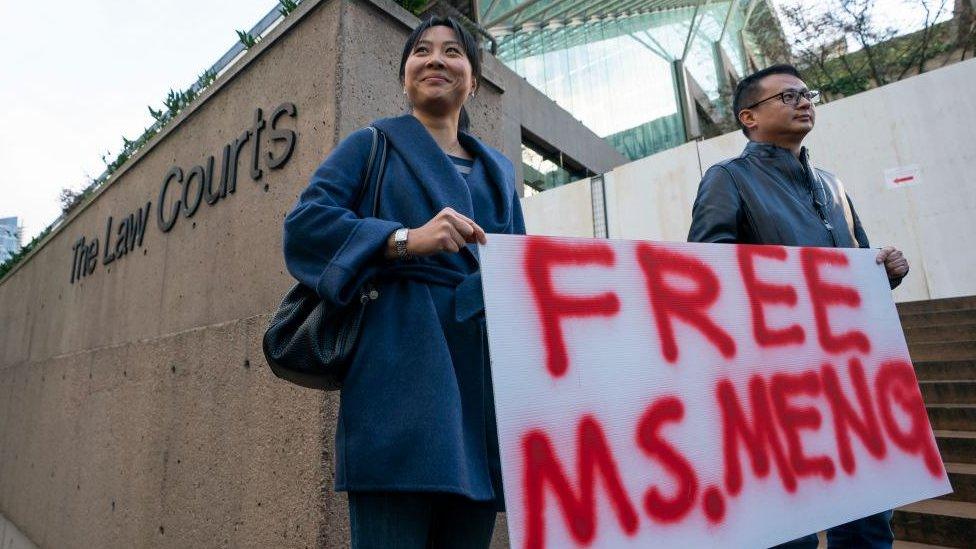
[481,234,950,549]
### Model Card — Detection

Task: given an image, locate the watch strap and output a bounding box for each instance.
[394,228,409,259]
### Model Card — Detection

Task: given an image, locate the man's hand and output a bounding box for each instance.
[876,246,909,281]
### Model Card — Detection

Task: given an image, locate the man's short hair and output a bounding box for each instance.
[732,64,803,136]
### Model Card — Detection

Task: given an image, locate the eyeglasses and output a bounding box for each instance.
[744,89,821,110]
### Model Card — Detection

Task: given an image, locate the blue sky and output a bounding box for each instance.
[0,0,954,241]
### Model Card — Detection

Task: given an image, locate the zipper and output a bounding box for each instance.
[801,150,836,237]
[817,208,833,231]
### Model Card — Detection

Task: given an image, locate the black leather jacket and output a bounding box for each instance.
[689,141,870,248]
[688,141,903,288]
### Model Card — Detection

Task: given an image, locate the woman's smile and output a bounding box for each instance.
[422,73,451,85]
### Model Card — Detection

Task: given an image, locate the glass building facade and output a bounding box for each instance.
[0,217,21,263]
[473,0,784,169]
[521,138,590,195]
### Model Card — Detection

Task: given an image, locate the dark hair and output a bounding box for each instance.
[732,64,803,136]
[398,16,483,131]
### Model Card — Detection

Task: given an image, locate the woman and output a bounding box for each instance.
[282,16,525,548]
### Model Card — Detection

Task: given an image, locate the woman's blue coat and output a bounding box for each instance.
[282,114,525,507]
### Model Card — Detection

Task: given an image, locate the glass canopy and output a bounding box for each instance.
[476,0,784,161]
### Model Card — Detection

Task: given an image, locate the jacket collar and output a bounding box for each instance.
[371,114,509,221]
[372,113,512,272]
[743,140,817,185]
[743,140,810,161]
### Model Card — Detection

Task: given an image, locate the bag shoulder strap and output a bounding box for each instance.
[349,126,388,218]
[351,127,379,213]
[370,129,388,218]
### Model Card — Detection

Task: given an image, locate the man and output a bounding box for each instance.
[688,64,909,548]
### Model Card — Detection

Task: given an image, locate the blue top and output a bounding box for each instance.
[282,114,526,509]
[451,156,497,256]
[448,154,475,176]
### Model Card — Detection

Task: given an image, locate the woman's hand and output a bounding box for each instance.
[388,207,487,258]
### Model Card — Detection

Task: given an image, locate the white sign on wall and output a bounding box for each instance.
[884,165,921,189]
[481,234,950,549]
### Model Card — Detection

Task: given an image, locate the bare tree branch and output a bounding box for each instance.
[755,0,962,102]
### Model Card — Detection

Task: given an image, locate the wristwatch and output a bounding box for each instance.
[393,228,410,260]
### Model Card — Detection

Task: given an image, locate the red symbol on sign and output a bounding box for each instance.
[636,243,737,363]
[524,237,621,378]
[800,248,871,355]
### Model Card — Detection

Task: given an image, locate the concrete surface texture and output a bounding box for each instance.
[525,57,976,303]
[0,0,623,547]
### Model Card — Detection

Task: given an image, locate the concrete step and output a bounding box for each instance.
[910,341,976,362]
[901,310,976,329]
[892,499,976,547]
[914,361,976,381]
[941,463,976,503]
[927,405,976,431]
[906,323,976,345]
[935,431,976,464]
[899,296,976,316]
[920,381,976,405]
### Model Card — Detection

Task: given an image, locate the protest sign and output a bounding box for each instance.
[480,234,950,548]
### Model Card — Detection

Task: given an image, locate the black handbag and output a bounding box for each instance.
[263,127,388,390]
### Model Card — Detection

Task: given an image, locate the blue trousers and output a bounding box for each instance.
[772,510,894,548]
[347,492,497,549]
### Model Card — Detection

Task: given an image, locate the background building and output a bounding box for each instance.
[0,217,21,263]
[430,0,787,193]
[429,0,975,195]
[484,1,782,157]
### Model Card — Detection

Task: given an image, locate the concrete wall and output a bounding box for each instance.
[521,178,595,237]
[524,58,976,303]
[0,0,624,546]
[0,0,345,545]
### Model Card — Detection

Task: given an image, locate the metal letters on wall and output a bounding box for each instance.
[69,102,298,284]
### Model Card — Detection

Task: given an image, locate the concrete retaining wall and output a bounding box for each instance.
[0,0,351,545]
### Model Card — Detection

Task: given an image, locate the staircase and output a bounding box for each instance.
[892,295,976,548]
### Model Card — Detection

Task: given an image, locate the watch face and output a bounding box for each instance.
[395,228,409,258]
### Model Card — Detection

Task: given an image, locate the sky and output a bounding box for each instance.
[0,0,956,242]
[0,0,277,242]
